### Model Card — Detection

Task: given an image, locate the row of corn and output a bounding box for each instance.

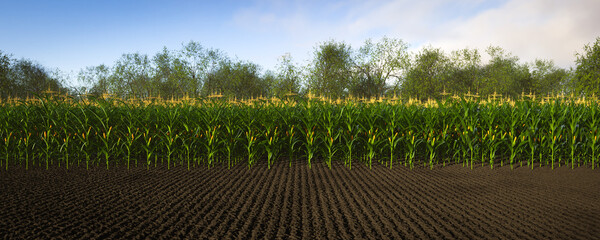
[0,95,598,170]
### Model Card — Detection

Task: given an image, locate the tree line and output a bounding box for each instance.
[1,37,599,101]
[0,52,69,99]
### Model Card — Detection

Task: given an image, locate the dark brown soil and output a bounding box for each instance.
[1,160,599,239]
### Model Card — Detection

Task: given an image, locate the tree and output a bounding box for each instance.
[112,53,153,99]
[262,70,278,98]
[446,48,482,95]
[203,60,268,99]
[152,47,183,99]
[308,40,354,99]
[272,53,302,98]
[480,46,532,98]
[180,41,226,97]
[402,46,451,100]
[0,51,13,99]
[351,37,410,98]
[9,59,65,98]
[530,59,568,96]
[0,51,69,99]
[170,54,196,97]
[78,64,112,97]
[572,37,600,96]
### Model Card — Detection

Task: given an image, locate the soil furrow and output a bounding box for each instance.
[1,161,598,239]
[323,162,362,239]
[338,162,394,239]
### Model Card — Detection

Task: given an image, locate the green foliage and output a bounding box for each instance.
[573,37,600,96]
[400,45,569,101]
[76,41,274,100]
[308,40,354,99]
[531,59,568,96]
[351,36,410,98]
[204,60,268,99]
[1,95,599,170]
[480,46,532,97]
[0,51,13,99]
[446,48,482,95]
[6,36,598,101]
[112,53,153,98]
[272,53,302,98]
[2,58,67,98]
[152,47,187,99]
[402,46,451,100]
[180,41,226,95]
[78,64,112,97]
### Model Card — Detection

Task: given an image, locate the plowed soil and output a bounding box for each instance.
[1,160,599,239]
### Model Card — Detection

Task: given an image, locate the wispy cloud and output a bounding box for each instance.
[427,0,600,67]
[230,0,599,68]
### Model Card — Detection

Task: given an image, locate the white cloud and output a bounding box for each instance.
[427,0,600,67]
[230,0,599,70]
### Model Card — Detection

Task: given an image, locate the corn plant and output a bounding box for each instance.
[504,102,528,169]
[275,103,300,167]
[122,130,139,169]
[404,131,422,169]
[2,132,12,170]
[76,127,93,169]
[202,125,219,168]
[382,104,401,169]
[437,125,451,167]
[262,124,281,169]
[21,132,32,170]
[70,104,93,168]
[220,109,241,169]
[341,102,360,169]
[1,92,600,171]
[525,104,541,169]
[364,128,380,169]
[587,101,599,169]
[386,130,401,169]
[40,129,52,169]
[566,101,584,168]
[17,104,33,170]
[141,129,155,170]
[284,125,299,167]
[319,106,342,169]
[435,100,454,166]
[59,131,72,170]
[244,129,258,168]
[422,106,442,169]
[401,104,421,168]
[300,101,318,169]
[545,100,566,169]
[459,121,477,169]
[425,131,439,169]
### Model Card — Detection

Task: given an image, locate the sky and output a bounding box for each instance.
[1,0,599,87]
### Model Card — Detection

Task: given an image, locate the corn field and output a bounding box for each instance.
[1,93,599,170]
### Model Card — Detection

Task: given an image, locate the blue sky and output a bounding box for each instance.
[1,0,599,87]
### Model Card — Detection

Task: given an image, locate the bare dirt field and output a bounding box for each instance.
[1,160,599,239]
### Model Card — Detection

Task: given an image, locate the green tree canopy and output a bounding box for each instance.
[4,37,588,101]
[0,51,13,99]
[572,37,600,96]
[530,59,568,96]
[479,46,532,98]
[352,36,410,98]
[308,40,354,99]
[445,48,482,95]
[203,60,268,99]
[8,59,67,98]
[401,46,451,100]
[272,53,302,98]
